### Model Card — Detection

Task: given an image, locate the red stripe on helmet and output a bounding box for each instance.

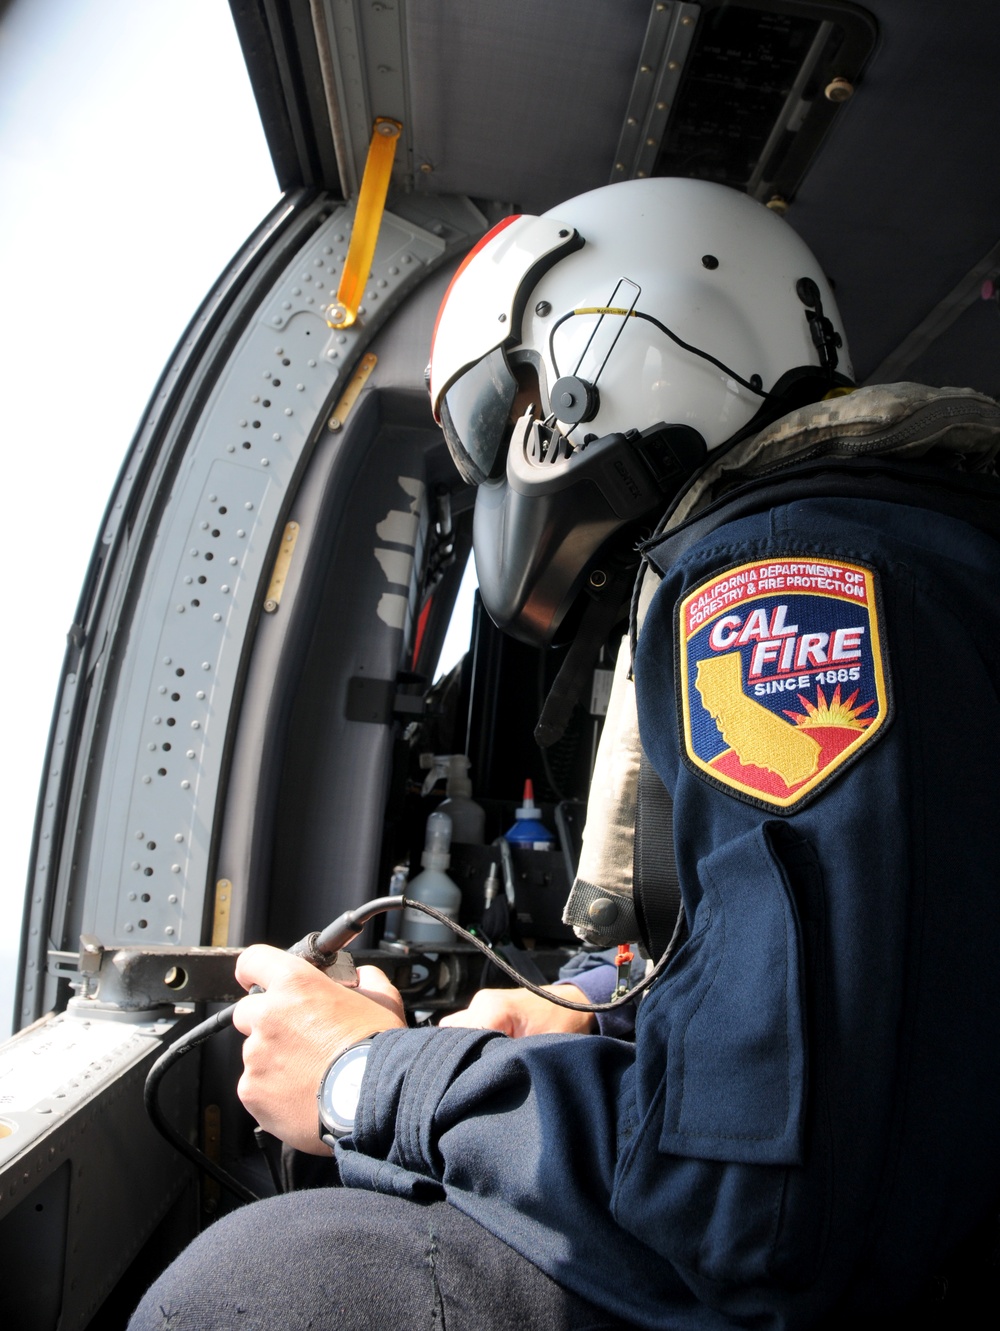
[429,214,522,414]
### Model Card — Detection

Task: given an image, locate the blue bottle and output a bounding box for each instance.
[504,779,555,851]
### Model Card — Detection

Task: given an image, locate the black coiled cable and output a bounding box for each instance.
[144,894,684,1204]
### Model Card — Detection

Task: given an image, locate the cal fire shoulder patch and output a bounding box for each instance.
[678,555,891,810]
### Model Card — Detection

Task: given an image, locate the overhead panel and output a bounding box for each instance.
[616,0,877,205]
[403,0,653,213]
[312,0,414,198]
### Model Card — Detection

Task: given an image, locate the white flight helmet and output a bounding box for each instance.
[430,177,852,646]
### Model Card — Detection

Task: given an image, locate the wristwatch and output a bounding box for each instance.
[317,1038,375,1146]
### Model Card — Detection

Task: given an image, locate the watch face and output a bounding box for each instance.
[318,1042,372,1138]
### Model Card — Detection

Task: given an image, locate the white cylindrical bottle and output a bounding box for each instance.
[400,811,463,944]
[437,755,486,844]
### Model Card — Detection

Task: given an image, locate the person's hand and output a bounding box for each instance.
[233,946,406,1154]
[438,983,596,1037]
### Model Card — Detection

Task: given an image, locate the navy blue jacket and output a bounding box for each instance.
[339,494,1000,1328]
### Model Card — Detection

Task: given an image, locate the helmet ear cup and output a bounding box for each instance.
[550,375,599,424]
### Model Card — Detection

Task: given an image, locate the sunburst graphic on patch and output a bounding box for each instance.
[679,556,891,809]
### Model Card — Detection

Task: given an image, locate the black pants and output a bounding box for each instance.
[128,1189,636,1330]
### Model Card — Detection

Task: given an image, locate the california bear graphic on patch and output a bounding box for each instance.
[678,556,891,810]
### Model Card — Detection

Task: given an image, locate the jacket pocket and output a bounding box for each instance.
[612,821,817,1288]
[659,820,808,1166]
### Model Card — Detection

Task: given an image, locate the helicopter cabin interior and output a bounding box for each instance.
[4,2,1000,1328]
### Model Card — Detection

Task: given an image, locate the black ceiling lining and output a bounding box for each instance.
[904,299,1000,402]
[867,236,1000,385]
[785,0,1000,389]
[651,0,877,201]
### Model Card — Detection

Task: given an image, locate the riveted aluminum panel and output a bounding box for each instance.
[82,205,446,950]
[0,1011,195,1331]
[21,192,485,1026]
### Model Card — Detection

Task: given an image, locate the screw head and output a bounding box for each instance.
[825,76,855,103]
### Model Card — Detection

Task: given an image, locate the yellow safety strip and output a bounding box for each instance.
[573,306,638,316]
[328,352,378,431]
[211,879,232,946]
[328,119,402,329]
[263,522,301,614]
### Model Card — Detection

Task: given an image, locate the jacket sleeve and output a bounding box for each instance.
[557,953,636,1039]
[337,815,813,1318]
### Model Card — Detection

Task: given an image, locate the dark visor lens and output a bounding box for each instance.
[440,347,518,486]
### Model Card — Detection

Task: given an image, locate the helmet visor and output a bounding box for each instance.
[430,214,581,418]
[439,347,518,485]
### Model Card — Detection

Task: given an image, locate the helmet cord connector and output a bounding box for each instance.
[549,306,774,403]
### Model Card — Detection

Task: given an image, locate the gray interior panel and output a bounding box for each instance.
[404,0,652,212]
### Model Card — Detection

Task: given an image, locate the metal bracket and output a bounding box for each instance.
[312,0,413,197]
[53,940,244,1012]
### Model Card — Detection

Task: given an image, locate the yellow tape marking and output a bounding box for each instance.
[328,353,377,431]
[263,522,301,614]
[211,879,232,947]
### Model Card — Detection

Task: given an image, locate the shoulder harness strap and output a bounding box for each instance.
[633,746,684,959]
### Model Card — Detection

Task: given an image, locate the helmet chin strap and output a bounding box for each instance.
[534,559,637,749]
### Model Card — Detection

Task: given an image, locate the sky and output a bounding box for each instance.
[0,0,476,1040]
[0,0,279,1036]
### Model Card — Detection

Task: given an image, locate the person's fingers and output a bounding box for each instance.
[356,964,406,1020]
[235,942,313,993]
